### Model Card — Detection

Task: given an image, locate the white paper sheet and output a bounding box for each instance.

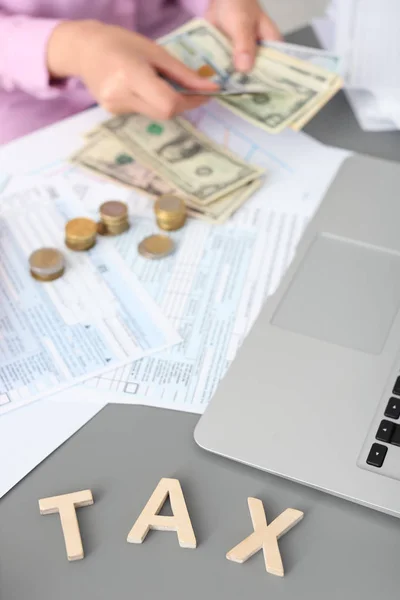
[313,16,398,131]
[335,0,400,92]
[0,181,180,415]
[0,388,106,499]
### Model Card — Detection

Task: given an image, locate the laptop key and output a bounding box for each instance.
[391,425,400,447]
[376,420,395,443]
[384,397,400,419]
[366,443,388,468]
[393,377,400,396]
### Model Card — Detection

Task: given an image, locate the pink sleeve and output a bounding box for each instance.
[180,0,210,17]
[0,11,76,98]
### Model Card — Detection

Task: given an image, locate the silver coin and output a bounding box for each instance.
[29,248,65,277]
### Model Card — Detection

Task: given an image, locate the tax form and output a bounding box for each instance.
[0,183,180,415]
[47,103,349,413]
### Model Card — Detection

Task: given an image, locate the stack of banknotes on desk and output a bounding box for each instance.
[72,19,342,224]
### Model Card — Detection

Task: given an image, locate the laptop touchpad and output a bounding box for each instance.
[272,234,400,354]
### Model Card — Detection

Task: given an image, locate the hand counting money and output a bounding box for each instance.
[160,18,343,134]
[70,19,342,228]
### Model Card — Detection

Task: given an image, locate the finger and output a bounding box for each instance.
[227,14,257,72]
[258,13,282,41]
[204,0,217,24]
[176,94,210,113]
[126,61,211,118]
[103,89,184,120]
[100,87,157,117]
[125,59,188,118]
[151,46,220,91]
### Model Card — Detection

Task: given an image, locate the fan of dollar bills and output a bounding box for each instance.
[71,19,342,224]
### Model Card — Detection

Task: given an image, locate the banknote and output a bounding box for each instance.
[187,179,262,224]
[160,19,342,133]
[101,114,264,205]
[258,47,343,130]
[260,47,339,89]
[290,76,343,131]
[71,130,175,197]
[262,40,342,75]
[219,55,321,133]
[73,127,262,221]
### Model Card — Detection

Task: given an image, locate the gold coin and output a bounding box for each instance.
[97,221,109,236]
[156,214,186,231]
[65,217,97,241]
[197,64,216,78]
[29,248,65,276]
[155,194,186,231]
[155,194,186,215]
[138,235,175,259]
[106,222,130,235]
[65,238,96,252]
[100,200,128,220]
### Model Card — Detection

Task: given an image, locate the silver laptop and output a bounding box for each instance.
[195,153,400,518]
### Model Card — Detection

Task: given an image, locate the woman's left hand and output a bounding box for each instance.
[205,0,282,72]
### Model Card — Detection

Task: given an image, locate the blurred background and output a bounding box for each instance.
[262,0,328,33]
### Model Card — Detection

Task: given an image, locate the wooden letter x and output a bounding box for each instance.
[127,478,197,548]
[226,498,303,577]
[39,490,94,561]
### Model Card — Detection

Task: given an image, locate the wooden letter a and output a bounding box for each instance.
[127,478,197,549]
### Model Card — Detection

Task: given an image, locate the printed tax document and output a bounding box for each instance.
[0,388,106,499]
[0,104,348,415]
[40,103,349,414]
[0,182,179,415]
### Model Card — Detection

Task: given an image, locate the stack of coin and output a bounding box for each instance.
[65,217,97,251]
[138,234,175,260]
[29,248,65,282]
[154,195,186,231]
[99,200,129,236]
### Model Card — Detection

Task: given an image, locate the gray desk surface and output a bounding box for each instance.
[1,26,400,600]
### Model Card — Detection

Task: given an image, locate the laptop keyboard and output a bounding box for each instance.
[366,377,400,468]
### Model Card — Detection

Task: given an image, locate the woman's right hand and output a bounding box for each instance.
[47,20,218,119]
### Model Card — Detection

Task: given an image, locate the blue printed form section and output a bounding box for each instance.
[0,184,180,414]
[85,205,306,411]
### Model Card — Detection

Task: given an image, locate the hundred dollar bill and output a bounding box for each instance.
[71,130,174,197]
[101,114,264,206]
[160,19,341,133]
